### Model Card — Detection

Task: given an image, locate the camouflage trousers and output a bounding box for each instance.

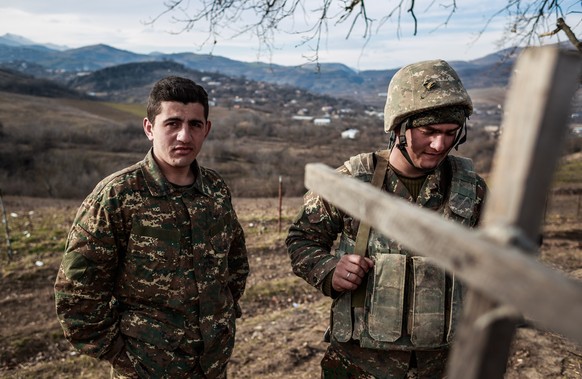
[111,363,224,379]
[109,341,225,379]
[321,340,448,379]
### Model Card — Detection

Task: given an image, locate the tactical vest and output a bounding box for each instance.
[330,151,478,351]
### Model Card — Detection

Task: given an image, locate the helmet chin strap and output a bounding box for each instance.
[452,119,468,150]
[389,118,468,174]
[395,118,420,171]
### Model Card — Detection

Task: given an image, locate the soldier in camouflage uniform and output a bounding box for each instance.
[286,60,487,378]
[54,76,249,379]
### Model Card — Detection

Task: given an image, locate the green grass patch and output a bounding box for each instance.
[554,159,582,185]
[103,102,145,118]
[3,210,69,258]
[0,204,72,269]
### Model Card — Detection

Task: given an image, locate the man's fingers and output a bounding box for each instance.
[332,254,376,292]
[362,257,375,270]
[341,256,374,276]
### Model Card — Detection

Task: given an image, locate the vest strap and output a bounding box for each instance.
[353,151,390,257]
[351,151,390,308]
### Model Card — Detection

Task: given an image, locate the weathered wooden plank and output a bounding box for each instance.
[447,46,582,379]
[481,47,582,236]
[304,162,582,343]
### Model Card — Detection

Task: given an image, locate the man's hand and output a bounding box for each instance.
[332,255,374,292]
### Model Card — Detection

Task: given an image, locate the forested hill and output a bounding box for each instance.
[0,34,524,106]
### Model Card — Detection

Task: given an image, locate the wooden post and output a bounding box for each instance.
[278,176,283,233]
[447,46,582,379]
[303,46,582,378]
[0,189,13,261]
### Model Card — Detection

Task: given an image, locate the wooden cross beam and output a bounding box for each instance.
[447,46,582,379]
[303,46,582,379]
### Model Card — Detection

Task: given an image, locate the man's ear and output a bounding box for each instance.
[204,120,212,138]
[143,118,154,141]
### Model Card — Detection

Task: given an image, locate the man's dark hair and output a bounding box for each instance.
[146,76,209,123]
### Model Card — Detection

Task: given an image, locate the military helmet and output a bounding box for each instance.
[384,59,473,132]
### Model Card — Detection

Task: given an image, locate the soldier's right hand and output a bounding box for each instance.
[331,255,374,292]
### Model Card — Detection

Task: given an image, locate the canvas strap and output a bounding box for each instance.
[351,150,390,307]
[353,150,390,256]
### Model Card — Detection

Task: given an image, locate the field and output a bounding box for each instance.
[0,84,581,377]
[1,164,581,378]
[2,47,582,378]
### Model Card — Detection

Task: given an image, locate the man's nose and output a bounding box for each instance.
[430,135,447,151]
[177,125,192,142]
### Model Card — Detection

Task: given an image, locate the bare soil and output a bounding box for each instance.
[0,193,581,378]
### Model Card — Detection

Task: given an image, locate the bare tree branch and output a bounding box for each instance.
[540,17,582,51]
[146,1,582,66]
[408,0,418,35]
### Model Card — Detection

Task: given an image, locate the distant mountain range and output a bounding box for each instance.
[0,33,520,106]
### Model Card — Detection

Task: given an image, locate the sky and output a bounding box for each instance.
[0,0,580,71]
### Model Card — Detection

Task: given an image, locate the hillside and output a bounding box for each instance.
[65,61,363,114]
[0,56,386,198]
[0,35,581,379]
[0,68,85,99]
[0,85,508,200]
[0,35,525,106]
[0,45,580,200]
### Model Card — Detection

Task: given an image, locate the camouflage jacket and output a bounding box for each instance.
[54,149,249,379]
[286,151,486,297]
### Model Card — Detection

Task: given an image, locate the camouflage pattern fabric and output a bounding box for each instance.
[383,59,473,132]
[286,152,486,377]
[55,148,249,379]
[409,106,466,129]
[286,153,486,292]
[321,341,448,379]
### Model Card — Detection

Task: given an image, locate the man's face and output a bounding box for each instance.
[404,123,460,172]
[143,101,211,178]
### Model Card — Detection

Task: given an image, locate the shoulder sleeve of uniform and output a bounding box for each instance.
[448,155,475,181]
[200,166,226,186]
[92,160,144,197]
[447,156,489,227]
[447,155,479,224]
[199,166,234,199]
[476,175,488,203]
[448,156,477,196]
[342,152,375,179]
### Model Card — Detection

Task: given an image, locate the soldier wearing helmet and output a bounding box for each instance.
[286,59,487,378]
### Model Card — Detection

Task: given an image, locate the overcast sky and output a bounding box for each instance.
[0,1,579,71]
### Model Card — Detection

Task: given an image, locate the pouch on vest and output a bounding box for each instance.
[331,249,352,343]
[445,272,463,342]
[367,254,406,342]
[409,256,446,346]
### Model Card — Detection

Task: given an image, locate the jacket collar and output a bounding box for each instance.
[141,148,213,198]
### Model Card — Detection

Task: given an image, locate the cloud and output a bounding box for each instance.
[0,0,580,70]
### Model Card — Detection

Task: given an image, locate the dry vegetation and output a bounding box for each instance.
[1,84,582,378]
[1,164,581,378]
[0,89,508,199]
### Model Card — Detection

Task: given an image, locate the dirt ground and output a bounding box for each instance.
[0,193,581,378]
